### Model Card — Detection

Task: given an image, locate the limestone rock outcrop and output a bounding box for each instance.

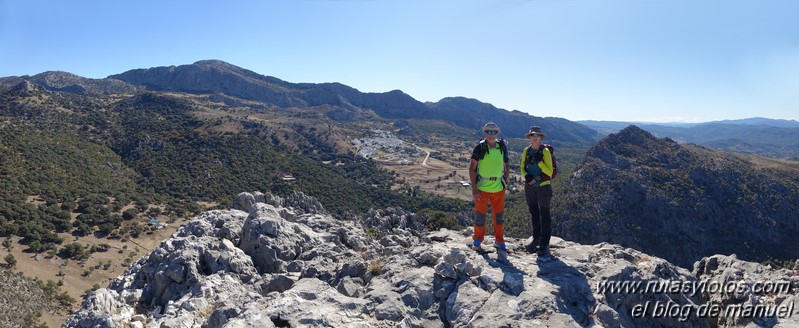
[64,191,798,328]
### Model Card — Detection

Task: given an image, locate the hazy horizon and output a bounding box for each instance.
[573,117,799,124]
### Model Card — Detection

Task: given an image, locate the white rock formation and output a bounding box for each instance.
[64,192,798,328]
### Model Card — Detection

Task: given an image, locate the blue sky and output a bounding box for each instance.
[1,0,798,122]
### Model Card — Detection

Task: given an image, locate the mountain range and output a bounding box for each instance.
[580,117,799,130]
[1,60,598,147]
[579,119,799,160]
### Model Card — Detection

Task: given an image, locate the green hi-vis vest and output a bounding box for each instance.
[477,143,505,192]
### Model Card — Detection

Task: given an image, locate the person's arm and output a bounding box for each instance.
[538,148,554,177]
[520,147,526,175]
[469,159,481,200]
[521,147,535,184]
[503,161,510,186]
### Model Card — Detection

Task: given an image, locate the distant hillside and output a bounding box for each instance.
[0,60,598,146]
[0,81,466,251]
[580,117,799,129]
[0,71,141,95]
[553,126,799,268]
[428,97,597,147]
[106,60,598,146]
[712,117,799,127]
[579,119,799,160]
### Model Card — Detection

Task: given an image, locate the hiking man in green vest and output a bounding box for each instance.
[469,122,509,251]
[521,126,555,255]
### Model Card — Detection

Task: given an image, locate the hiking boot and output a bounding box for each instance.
[525,239,540,253]
[494,242,508,251]
[472,239,483,251]
[537,245,550,256]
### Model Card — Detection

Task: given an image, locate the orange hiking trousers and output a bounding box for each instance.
[473,190,505,244]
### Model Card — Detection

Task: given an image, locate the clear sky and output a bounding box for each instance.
[2,0,798,123]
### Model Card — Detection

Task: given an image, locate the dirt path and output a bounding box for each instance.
[421,149,431,167]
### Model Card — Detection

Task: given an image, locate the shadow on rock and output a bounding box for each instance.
[536,255,597,326]
[479,251,526,296]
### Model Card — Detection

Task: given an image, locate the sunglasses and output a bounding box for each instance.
[484,130,499,135]
[529,133,542,138]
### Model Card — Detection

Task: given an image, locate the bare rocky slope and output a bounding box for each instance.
[64,192,798,327]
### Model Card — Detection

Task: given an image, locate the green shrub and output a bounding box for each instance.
[4,253,16,267]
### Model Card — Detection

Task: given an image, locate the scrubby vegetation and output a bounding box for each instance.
[0,84,468,252]
[550,126,799,268]
[0,269,72,328]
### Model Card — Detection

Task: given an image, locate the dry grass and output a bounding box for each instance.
[196,201,220,210]
[25,195,46,207]
[379,153,473,201]
[377,148,524,201]
[368,259,383,276]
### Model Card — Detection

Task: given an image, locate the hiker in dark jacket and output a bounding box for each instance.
[469,122,510,251]
[521,126,554,255]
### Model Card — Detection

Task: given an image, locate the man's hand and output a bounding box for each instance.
[472,187,481,202]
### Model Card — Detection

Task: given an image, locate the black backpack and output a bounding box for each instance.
[473,139,508,161]
[525,144,558,181]
[473,139,509,188]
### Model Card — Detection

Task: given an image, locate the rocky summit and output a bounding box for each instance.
[65,192,799,328]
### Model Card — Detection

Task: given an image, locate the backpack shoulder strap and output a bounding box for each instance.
[523,145,534,166]
[472,139,488,161]
[498,139,509,162]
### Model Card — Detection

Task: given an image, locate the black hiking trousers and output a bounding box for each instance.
[525,183,553,248]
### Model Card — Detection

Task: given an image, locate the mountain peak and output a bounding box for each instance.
[433,97,498,110]
[560,122,799,269]
[193,59,235,67]
[190,60,257,77]
[34,70,85,81]
[608,125,659,143]
[585,124,679,167]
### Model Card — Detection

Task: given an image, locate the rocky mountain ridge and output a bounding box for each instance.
[65,192,799,327]
[109,60,598,146]
[0,60,597,146]
[553,126,799,268]
[579,119,799,160]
